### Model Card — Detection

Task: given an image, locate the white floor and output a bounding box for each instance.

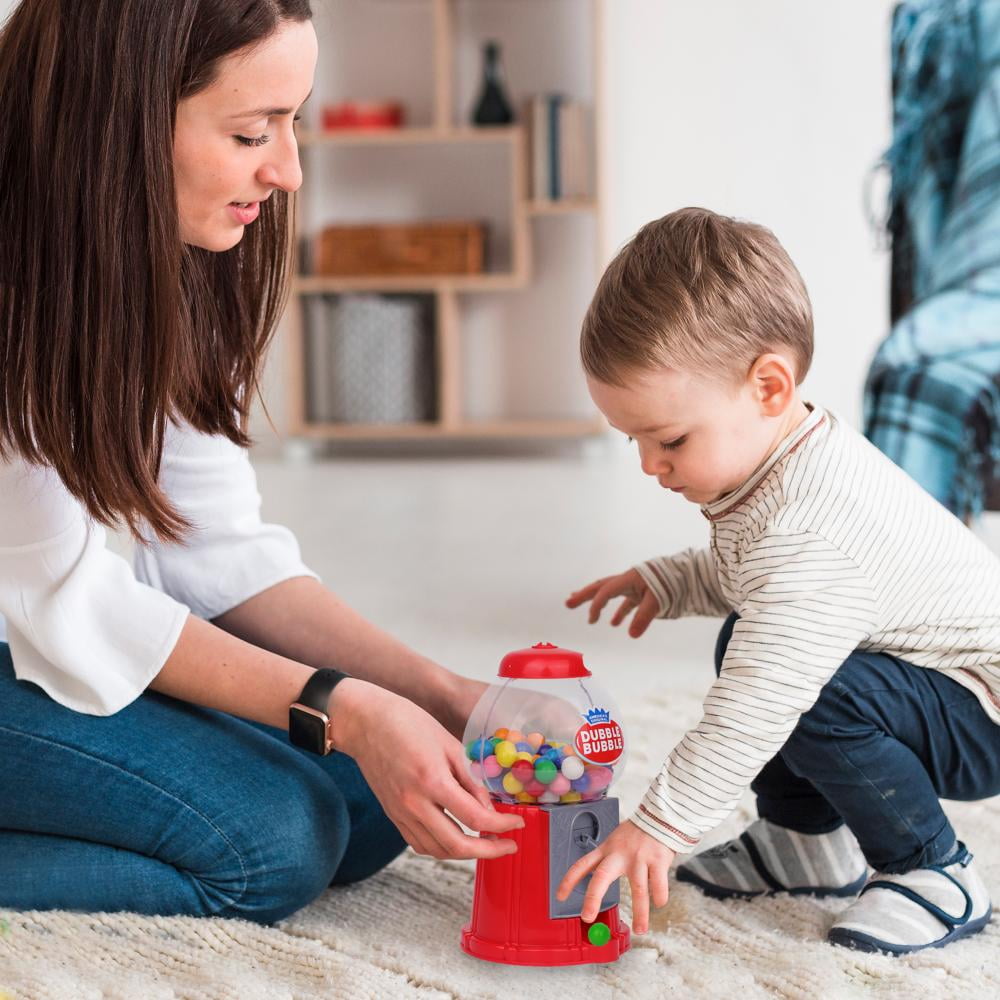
[251,438,723,704]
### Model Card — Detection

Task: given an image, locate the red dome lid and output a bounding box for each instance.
[498,642,592,680]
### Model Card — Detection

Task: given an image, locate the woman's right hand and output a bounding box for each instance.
[565,567,661,638]
[330,679,525,860]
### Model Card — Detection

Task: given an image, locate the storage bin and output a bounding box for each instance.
[304,294,436,424]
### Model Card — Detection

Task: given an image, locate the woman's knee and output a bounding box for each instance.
[199,767,352,924]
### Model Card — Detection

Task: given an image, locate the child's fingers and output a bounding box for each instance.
[649,862,671,910]
[579,857,623,923]
[610,597,636,627]
[627,591,661,638]
[556,846,604,901]
[629,864,651,934]
[565,579,605,608]
[587,580,626,623]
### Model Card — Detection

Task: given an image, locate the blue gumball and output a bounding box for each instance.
[537,743,554,756]
[466,738,493,761]
[515,741,532,753]
[571,774,591,793]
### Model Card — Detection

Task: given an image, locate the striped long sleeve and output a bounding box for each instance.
[634,546,733,619]
[631,530,878,852]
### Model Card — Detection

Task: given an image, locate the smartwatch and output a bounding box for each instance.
[289,668,352,755]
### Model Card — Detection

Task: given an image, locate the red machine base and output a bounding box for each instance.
[460,800,631,966]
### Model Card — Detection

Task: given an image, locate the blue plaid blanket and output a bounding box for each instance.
[863,0,1000,521]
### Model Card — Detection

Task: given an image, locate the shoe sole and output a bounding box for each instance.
[676,866,868,901]
[827,906,993,955]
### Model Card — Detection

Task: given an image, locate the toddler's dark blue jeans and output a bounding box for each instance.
[0,642,406,923]
[716,613,1000,874]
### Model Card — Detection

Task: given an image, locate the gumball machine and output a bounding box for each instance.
[460,643,631,966]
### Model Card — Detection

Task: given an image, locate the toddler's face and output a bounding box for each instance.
[587,365,792,505]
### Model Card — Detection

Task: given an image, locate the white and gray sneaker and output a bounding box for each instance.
[676,818,868,900]
[828,843,992,955]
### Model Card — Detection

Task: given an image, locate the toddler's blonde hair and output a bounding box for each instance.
[581,207,813,387]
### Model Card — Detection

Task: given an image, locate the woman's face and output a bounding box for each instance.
[173,18,317,252]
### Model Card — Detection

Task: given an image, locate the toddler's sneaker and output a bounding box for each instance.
[676,817,868,899]
[828,843,992,955]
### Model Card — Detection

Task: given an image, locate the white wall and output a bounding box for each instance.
[604,0,896,425]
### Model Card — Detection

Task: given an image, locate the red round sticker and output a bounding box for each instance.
[574,718,624,765]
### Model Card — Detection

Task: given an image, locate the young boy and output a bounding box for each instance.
[555,207,1000,955]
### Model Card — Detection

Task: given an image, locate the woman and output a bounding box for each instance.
[0,0,521,925]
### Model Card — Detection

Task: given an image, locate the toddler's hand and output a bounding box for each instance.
[555,819,675,935]
[566,568,660,637]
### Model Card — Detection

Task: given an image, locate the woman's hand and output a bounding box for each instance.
[555,819,675,935]
[331,679,523,860]
[566,568,661,638]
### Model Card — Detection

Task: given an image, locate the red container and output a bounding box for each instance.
[461,800,631,966]
[321,100,404,131]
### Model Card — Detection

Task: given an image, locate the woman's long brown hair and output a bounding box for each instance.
[0,0,311,542]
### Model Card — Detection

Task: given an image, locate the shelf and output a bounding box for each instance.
[527,198,598,216]
[294,273,527,293]
[294,417,606,441]
[297,126,520,147]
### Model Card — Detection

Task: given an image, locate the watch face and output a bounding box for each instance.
[290,706,329,753]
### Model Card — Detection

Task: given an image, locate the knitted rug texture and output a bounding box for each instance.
[2,685,999,1000]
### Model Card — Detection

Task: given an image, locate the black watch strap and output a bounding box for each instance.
[289,668,351,755]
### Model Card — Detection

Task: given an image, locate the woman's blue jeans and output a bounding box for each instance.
[0,642,406,924]
[716,613,1000,873]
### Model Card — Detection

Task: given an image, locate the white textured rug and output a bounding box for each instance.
[2,686,1000,1000]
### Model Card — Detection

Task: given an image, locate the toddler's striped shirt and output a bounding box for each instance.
[631,404,1000,853]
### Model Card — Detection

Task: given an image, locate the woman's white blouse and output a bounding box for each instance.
[0,422,316,716]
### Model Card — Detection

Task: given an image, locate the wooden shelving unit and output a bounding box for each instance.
[284,0,606,443]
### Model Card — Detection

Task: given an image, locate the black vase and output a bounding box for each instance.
[472,41,513,126]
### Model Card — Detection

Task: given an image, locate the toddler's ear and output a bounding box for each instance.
[749,353,797,415]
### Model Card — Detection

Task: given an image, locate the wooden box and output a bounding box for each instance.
[315,221,485,277]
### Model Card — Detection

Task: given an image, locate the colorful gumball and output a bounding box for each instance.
[506,730,525,744]
[515,741,532,753]
[511,760,534,783]
[494,740,517,768]
[502,772,524,795]
[515,792,537,804]
[549,774,571,795]
[469,762,484,781]
[483,755,502,778]
[493,727,509,740]
[514,751,534,763]
[586,766,614,791]
[561,756,585,780]
[526,732,545,751]
[537,743,554,756]
[534,758,557,784]
[560,791,582,803]
[538,790,560,804]
[466,737,493,761]
[570,774,591,793]
[524,779,545,796]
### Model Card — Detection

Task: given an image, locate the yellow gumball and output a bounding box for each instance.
[494,740,517,768]
[560,791,582,803]
[514,751,534,763]
[502,772,524,795]
[515,792,537,804]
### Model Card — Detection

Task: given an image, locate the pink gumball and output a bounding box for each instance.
[483,755,502,778]
[549,774,571,795]
[585,765,614,791]
[524,778,545,796]
[469,762,484,781]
